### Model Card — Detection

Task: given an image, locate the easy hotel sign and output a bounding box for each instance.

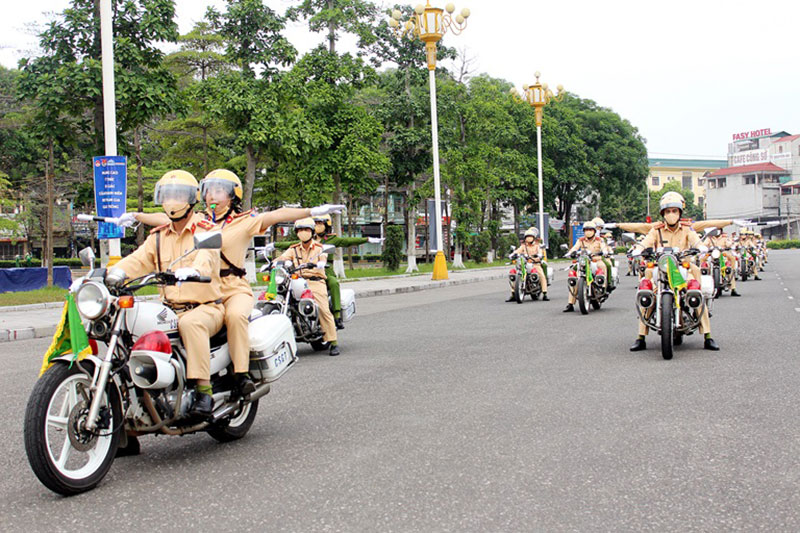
[732,128,771,141]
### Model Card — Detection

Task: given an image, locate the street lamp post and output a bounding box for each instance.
[100,0,121,266]
[389,2,471,281]
[511,73,563,243]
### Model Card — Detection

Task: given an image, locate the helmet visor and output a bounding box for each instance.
[200,178,236,203]
[154,183,197,206]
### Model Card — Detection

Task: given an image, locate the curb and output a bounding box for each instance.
[1,271,507,343]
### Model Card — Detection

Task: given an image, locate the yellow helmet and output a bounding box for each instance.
[313,214,332,226]
[659,191,685,214]
[591,217,605,229]
[294,217,315,231]
[154,170,199,220]
[200,169,243,205]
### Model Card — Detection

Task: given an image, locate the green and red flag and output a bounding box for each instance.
[39,293,92,376]
[665,256,687,291]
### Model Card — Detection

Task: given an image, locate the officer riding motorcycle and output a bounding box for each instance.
[562,221,610,313]
[506,227,550,302]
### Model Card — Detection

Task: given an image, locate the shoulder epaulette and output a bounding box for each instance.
[680,220,692,227]
[197,219,214,230]
[233,209,256,219]
[652,222,665,229]
[150,223,169,235]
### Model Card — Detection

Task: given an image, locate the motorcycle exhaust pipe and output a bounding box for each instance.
[250,383,271,402]
[636,289,655,309]
[685,290,703,309]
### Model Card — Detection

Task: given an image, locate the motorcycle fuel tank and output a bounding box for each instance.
[125,301,179,340]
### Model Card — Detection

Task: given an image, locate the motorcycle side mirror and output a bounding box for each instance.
[259,264,270,273]
[703,227,720,238]
[321,244,335,254]
[560,244,568,251]
[79,247,96,267]
[509,245,515,253]
[194,231,222,250]
[620,232,636,244]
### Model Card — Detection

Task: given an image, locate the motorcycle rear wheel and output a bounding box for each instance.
[577,278,589,315]
[208,400,259,443]
[660,292,675,360]
[24,362,121,495]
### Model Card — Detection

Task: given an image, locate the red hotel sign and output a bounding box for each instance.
[732,128,771,141]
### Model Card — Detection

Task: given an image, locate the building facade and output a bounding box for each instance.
[648,158,727,208]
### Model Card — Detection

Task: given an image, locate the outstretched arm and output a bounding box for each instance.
[257,207,312,234]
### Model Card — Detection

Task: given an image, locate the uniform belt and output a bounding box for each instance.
[166,298,223,312]
[220,269,245,278]
[306,276,324,281]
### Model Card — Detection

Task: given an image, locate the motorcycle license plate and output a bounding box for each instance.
[267,344,294,373]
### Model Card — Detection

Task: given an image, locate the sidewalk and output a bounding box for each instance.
[0,266,508,343]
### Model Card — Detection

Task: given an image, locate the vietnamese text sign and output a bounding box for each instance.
[730,149,769,167]
[93,156,127,239]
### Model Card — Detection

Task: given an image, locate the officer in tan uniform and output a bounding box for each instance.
[736,229,762,280]
[701,226,741,297]
[106,170,223,417]
[277,218,339,355]
[562,221,611,312]
[119,170,345,388]
[507,227,549,301]
[629,192,720,352]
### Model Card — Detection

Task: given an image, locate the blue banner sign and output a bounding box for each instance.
[572,222,585,245]
[93,156,127,239]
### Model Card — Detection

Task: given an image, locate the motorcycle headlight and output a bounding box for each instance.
[274,269,287,287]
[658,255,673,273]
[711,249,721,259]
[75,281,112,319]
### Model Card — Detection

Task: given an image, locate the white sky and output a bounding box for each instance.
[2,0,799,159]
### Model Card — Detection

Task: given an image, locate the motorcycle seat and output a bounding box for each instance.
[209,326,228,349]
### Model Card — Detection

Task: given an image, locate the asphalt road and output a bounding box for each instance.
[1,250,799,532]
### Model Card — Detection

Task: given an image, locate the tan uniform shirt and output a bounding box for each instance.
[115,221,222,305]
[568,236,610,255]
[639,221,701,251]
[193,210,265,298]
[277,242,327,280]
[703,233,731,249]
[514,242,544,260]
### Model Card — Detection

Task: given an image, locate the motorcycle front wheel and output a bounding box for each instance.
[660,292,674,360]
[24,362,122,495]
[515,275,523,304]
[577,278,589,315]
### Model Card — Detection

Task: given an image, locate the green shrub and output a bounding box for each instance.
[498,233,520,258]
[468,231,492,263]
[0,258,100,268]
[766,239,800,249]
[614,246,628,254]
[381,226,404,271]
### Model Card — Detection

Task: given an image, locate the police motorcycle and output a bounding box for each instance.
[698,229,733,300]
[620,233,644,277]
[562,245,611,314]
[632,246,711,360]
[737,245,757,281]
[507,247,547,303]
[255,245,355,351]
[24,222,297,496]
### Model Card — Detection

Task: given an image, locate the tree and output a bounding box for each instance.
[650,181,704,221]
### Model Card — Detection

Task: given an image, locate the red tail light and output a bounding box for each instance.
[687,279,701,290]
[701,262,709,268]
[568,269,577,278]
[301,289,314,300]
[639,279,653,291]
[509,268,517,275]
[131,330,171,354]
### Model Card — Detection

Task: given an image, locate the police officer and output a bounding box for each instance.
[701,226,741,297]
[563,221,610,312]
[590,217,616,290]
[116,170,344,392]
[107,170,223,417]
[629,192,720,352]
[507,227,549,301]
[277,218,340,355]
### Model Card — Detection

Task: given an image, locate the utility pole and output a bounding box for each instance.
[787,196,792,240]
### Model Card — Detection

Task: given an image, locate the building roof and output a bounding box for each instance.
[648,158,727,169]
[773,134,800,144]
[782,180,800,187]
[707,162,790,177]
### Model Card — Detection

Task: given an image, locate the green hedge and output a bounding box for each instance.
[766,239,800,249]
[614,246,628,254]
[0,258,100,268]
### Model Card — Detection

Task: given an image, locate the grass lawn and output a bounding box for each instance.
[0,284,160,307]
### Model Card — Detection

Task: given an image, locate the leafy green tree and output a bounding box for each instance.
[381,224,404,271]
[650,181,704,221]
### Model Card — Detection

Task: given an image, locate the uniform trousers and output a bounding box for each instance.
[177,303,224,380]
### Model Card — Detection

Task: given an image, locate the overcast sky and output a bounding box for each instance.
[2,0,799,160]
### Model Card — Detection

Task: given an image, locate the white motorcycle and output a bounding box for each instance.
[24,230,297,495]
[255,245,355,351]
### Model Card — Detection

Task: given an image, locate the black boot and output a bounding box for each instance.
[506,294,516,302]
[329,344,340,356]
[116,435,141,457]
[189,391,213,417]
[731,289,741,297]
[542,293,549,301]
[629,338,647,351]
[562,303,574,312]
[335,317,344,330]
[704,337,720,351]
[234,373,256,398]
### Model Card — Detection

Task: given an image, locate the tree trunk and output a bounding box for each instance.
[347,195,355,270]
[405,182,418,273]
[332,172,345,278]
[46,139,55,287]
[244,144,257,210]
[134,127,145,245]
[202,125,209,177]
[513,202,520,238]
[453,241,465,269]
